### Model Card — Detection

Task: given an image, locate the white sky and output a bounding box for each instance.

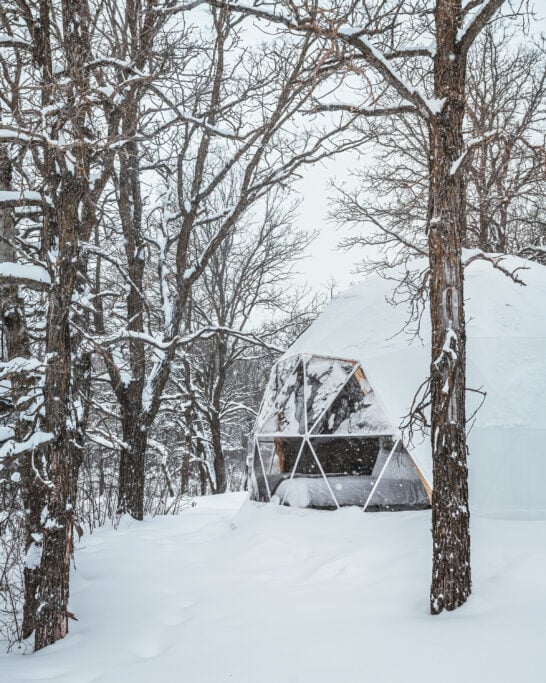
[294,153,362,293]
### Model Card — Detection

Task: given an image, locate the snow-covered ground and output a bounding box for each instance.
[1,493,546,682]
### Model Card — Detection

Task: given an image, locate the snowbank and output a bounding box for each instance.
[1,494,545,682]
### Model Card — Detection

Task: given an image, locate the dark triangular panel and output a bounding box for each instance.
[309,436,381,475]
[312,370,391,435]
[304,356,355,430]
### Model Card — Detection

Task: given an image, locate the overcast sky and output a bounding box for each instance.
[294,154,361,293]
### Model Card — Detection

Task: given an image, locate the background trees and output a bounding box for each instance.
[0,0,348,649]
[335,26,546,274]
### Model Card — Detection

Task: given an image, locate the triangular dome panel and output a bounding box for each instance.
[303,355,355,429]
[312,367,392,435]
[258,360,305,435]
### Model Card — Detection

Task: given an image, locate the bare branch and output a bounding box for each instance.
[463,251,528,285]
[459,0,508,56]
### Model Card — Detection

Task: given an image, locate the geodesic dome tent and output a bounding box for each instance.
[249,254,546,516]
[251,354,431,510]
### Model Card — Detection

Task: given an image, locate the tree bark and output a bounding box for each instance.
[210,349,228,494]
[34,173,86,650]
[210,413,227,494]
[32,0,92,649]
[428,0,471,614]
[114,135,147,520]
[0,147,44,640]
[118,420,148,520]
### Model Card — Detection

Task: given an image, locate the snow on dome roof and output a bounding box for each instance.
[281,253,546,517]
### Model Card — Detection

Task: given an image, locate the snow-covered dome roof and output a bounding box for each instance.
[282,253,546,517]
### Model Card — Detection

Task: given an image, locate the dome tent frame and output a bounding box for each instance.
[249,256,546,516]
[249,352,431,510]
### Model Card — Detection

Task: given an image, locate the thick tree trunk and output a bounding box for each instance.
[34,174,85,650]
[428,0,471,614]
[0,148,44,640]
[118,421,148,520]
[24,0,93,649]
[113,133,147,520]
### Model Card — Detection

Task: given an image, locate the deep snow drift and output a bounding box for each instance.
[1,493,546,682]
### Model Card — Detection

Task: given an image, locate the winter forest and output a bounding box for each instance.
[0,0,545,681]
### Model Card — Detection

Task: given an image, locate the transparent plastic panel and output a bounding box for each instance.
[273,438,313,475]
[276,476,341,508]
[250,441,268,502]
[309,436,380,475]
[276,356,301,390]
[312,370,392,435]
[259,361,305,435]
[366,440,430,509]
[255,356,300,431]
[274,441,325,507]
[252,437,297,502]
[255,370,279,431]
[257,439,280,475]
[304,356,355,430]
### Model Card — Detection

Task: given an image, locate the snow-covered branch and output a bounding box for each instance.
[463,251,528,285]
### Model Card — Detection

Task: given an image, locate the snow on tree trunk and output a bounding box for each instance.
[0,147,45,640]
[34,173,85,650]
[428,0,471,614]
[34,0,92,649]
[210,415,228,494]
[114,133,147,521]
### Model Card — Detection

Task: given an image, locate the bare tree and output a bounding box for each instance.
[0,145,37,645]
[0,0,116,649]
[0,0,535,653]
[181,192,314,493]
[86,5,361,520]
[205,0,531,613]
[465,28,546,252]
[335,25,546,274]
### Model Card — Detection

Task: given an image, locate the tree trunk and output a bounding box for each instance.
[428,0,471,615]
[118,420,148,520]
[478,201,491,251]
[113,132,147,520]
[198,460,209,496]
[25,0,93,649]
[210,413,227,494]
[209,346,227,494]
[34,173,85,650]
[0,148,45,640]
